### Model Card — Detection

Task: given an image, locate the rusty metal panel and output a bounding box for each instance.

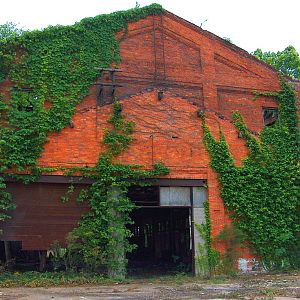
[0,182,89,250]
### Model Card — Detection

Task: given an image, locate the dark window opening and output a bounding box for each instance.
[18,103,34,112]
[263,107,278,126]
[16,88,36,113]
[95,68,123,106]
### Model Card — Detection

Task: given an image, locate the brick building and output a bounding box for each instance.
[1,8,299,273]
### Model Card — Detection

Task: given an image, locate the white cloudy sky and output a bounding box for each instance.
[1,0,299,53]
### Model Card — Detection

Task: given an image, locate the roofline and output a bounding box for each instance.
[163,10,280,75]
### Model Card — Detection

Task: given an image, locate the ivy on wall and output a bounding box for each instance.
[0,4,164,220]
[65,102,169,278]
[200,80,300,268]
[1,1,299,274]
[0,4,169,276]
[0,4,169,277]
[195,200,220,277]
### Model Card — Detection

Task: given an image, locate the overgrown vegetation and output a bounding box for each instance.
[195,220,246,276]
[195,201,219,277]
[0,22,23,83]
[200,80,300,269]
[63,101,169,278]
[0,4,168,278]
[214,225,246,275]
[0,271,112,287]
[0,3,164,220]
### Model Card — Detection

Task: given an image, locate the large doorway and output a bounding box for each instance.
[126,184,197,274]
[128,207,192,274]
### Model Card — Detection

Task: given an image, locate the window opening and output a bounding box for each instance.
[263,107,278,126]
[16,88,36,112]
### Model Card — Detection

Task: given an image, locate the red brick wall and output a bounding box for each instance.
[37,13,284,251]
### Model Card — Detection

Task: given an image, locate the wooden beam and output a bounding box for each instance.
[4,175,206,186]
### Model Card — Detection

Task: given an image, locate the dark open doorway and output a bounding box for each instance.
[127,185,192,275]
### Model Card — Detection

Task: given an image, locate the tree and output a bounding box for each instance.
[0,22,23,41]
[252,46,300,79]
[223,37,233,44]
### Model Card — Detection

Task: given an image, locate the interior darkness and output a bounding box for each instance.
[127,185,160,206]
[0,241,5,262]
[0,241,40,271]
[127,185,192,274]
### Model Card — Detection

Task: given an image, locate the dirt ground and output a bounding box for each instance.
[0,273,299,300]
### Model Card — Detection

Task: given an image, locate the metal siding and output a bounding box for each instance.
[0,182,89,250]
[160,187,190,206]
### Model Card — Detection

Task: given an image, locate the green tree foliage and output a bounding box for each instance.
[252,46,300,79]
[223,37,233,44]
[200,80,300,269]
[0,22,23,40]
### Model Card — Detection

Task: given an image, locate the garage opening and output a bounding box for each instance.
[127,183,207,275]
[128,207,192,274]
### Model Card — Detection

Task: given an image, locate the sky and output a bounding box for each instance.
[1,0,300,54]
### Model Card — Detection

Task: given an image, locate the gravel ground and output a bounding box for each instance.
[0,273,299,299]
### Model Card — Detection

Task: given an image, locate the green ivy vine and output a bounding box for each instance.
[0,4,164,221]
[194,200,220,277]
[200,80,300,269]
[65,101,169,278]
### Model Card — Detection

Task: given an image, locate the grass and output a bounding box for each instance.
[259,288,276,299]
[0,271,129,287]
[0,271,232,288]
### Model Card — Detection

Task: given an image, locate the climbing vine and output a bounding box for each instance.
[2,2,298,274]
[203,201,220,274]
[195,200,220,276]
[0,4,164,220]
[65,101,169,277]
[201,80,300,268]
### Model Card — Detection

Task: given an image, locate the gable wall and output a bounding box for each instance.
[33,13,283,172]
[37,14,283,246]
